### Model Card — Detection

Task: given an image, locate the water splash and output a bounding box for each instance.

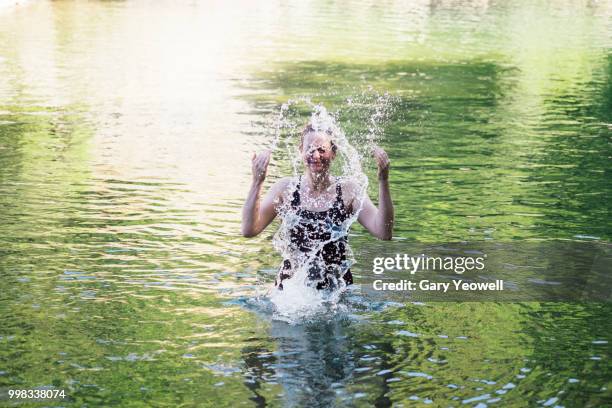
[264,93,395,323]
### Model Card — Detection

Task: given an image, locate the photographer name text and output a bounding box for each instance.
[372,279,504,292]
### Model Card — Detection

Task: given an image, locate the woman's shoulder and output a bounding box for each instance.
[336,176,365,208]
[272,176,298,190]
[268,176,299,202]
[337,176,363,194]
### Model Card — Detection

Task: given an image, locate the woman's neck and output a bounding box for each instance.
[304,171,332,192]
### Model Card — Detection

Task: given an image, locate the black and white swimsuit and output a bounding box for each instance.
[275,176,354,290]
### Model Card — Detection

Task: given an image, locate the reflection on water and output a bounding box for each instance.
[237,299,611,407]
[0,0,611,407]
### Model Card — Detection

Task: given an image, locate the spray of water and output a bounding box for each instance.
[263,93,395,323]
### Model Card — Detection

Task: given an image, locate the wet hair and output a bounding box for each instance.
[300,123,337,153]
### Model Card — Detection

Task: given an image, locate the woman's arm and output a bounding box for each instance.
[357,147,394,240]
[241,150,286,237]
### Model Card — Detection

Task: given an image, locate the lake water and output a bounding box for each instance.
[0,1,610,406]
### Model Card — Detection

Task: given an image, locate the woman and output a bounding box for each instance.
[242,124,394,290]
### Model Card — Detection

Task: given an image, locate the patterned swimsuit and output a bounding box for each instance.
[275,177,354,290]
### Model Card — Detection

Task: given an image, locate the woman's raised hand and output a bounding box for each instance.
[251,150,271,183]
[372,146,390,181]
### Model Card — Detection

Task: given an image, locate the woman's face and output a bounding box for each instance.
[301,132,336,174]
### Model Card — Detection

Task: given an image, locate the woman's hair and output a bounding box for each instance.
[300,123,337,153]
